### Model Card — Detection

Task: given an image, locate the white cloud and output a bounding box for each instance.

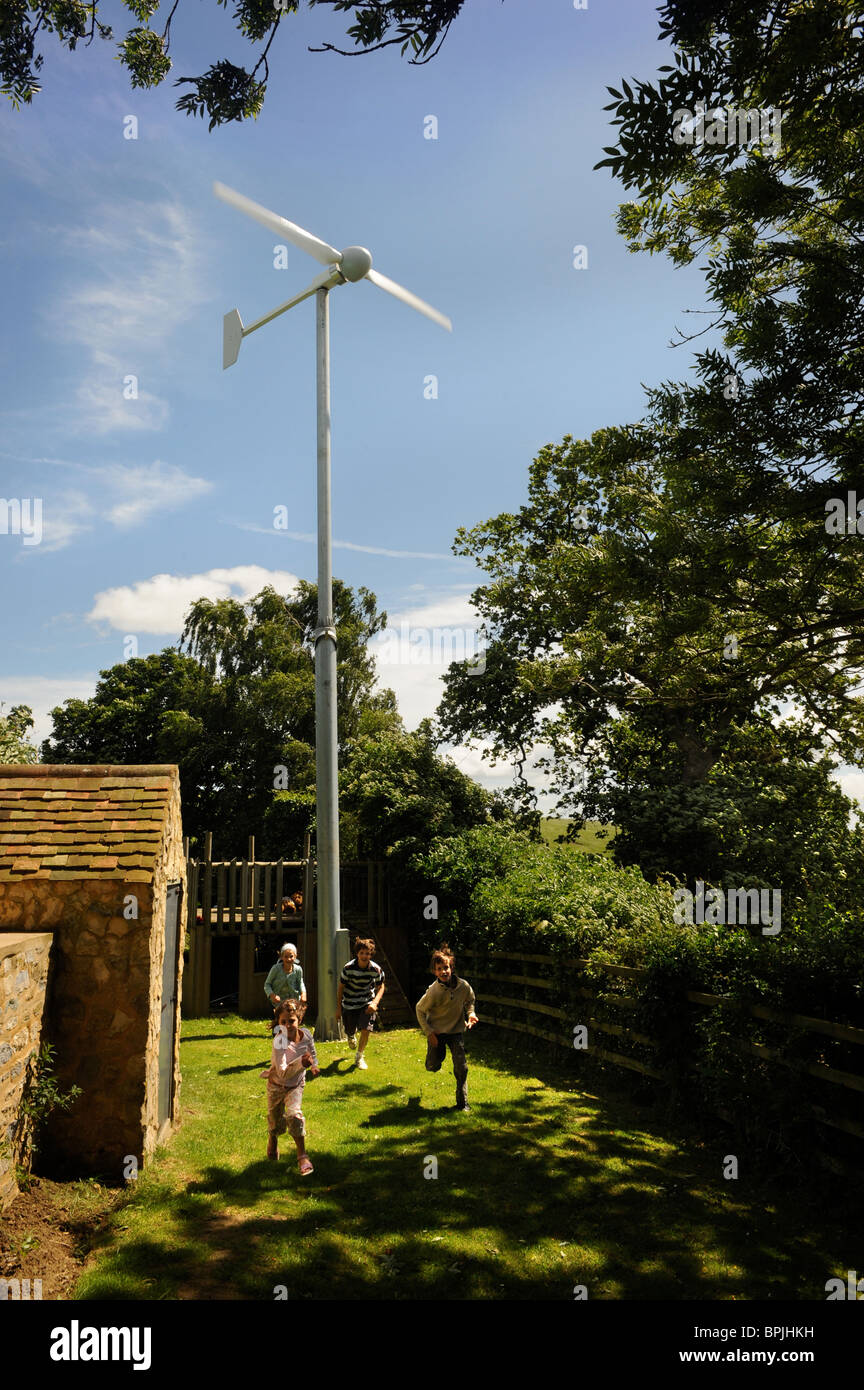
[389,595,481,630]
[87,566,302,635]
[37,489,95,552]
[370,592,486,727]
[72,377,170,436]
[0,676,98,750]
[367,591,539,798]
[443,739,522,787]
[99,461,212,528]
[52,201,205,436]
[13,458,214,552]
[836,766,864,813]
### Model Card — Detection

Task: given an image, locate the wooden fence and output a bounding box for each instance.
[461,948,864,1149]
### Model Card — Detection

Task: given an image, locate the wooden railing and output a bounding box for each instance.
[183,833,389,934]
[186,857,311,934]
[183,832,311,937]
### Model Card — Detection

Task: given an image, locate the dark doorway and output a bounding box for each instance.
[210,936,239,1012]
[158,883,181,1129]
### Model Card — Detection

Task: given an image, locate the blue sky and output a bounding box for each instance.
[3,0,858,807]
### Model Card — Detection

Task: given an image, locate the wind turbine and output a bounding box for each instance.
[214,181,452,1041]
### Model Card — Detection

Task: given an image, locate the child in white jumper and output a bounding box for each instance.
[416,944,478,1111]
[262,998,319,1175]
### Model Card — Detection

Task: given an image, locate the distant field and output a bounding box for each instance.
[540,819,616,854]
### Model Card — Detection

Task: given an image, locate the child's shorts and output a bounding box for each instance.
[267,1079,306,1140]
[342,1006,377,1036]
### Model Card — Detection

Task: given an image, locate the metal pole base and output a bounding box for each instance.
[314,1014,342,1043]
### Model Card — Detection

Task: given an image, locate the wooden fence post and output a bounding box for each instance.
[198,832,213,1014]
[248,836,255,914]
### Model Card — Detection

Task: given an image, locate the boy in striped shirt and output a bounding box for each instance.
[336,936,385,1070]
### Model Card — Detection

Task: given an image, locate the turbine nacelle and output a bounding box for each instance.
[338,246,373,282]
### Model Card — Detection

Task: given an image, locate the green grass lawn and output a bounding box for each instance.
[73,1020,860,1301]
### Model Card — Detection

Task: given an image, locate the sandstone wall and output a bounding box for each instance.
[0,932,53,1211]
[0,878,155,1174]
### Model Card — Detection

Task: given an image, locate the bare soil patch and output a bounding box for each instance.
[0,1175,124,1300]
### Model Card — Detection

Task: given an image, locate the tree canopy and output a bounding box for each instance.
[437,0,864,895]
[339,717,498,862]
[2,1,466,129]
[596,0,864,509]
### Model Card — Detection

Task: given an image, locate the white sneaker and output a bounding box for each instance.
[356,1056,368,1070]
[347,1034,357,1050]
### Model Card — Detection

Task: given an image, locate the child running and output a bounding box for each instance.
[416,944,478,1112]
[336,936,385,1070]
[264,942,307,1017]
[262,998,319,1175]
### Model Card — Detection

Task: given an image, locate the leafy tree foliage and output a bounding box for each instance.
[412,823,674,957]
[2,1,466,128]
[0,703,39,764]
[42,582,390,855]
[260,788,317,860]
[437,431,864,876]
[438,3,864,891]
[339,717,497,862]
[583,716,864,905]
[596,0,864,511]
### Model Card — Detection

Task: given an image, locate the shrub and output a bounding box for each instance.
[13,1043,82,1173]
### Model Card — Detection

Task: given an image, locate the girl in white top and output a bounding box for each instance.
[262,998,319,1175]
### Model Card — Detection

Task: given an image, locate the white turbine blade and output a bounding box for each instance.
[366,267,452,331]
[213,182,340,268]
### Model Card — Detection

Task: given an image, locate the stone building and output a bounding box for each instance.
[0,765,185,1204]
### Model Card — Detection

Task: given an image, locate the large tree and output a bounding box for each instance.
[436,429,864,886]
[339,717,497,861]
[43,581,391,855]
[596,0,864,513]
[2,1,465,128]
[437,1,864,890]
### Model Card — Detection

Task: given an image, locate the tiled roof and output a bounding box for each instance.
[0,766,179,882]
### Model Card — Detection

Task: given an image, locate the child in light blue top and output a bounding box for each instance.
[264,943,306,1012]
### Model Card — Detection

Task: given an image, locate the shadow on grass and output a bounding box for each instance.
[317,1060,359,1077]
[75,1053,861,1303]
